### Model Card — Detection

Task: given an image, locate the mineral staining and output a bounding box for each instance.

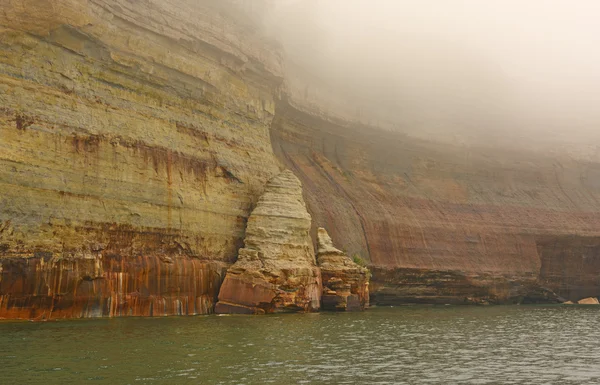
[0,0,280,319]
[1,0,600,319]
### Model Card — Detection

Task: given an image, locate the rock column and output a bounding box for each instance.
[215,170,321,314]
[317,227,370,311]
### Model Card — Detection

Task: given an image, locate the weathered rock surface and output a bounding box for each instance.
[317,228,369,311]
[577,297,599,305]
[0,0,281,318]
[215,171,321,314]
[0,255,225,319]
[271,96,600,304]
[2,0,600,319]
[537,236,600,301]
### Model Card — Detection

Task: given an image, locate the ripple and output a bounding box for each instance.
[1,306,600,384]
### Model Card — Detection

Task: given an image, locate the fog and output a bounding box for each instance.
[264,1,600,155]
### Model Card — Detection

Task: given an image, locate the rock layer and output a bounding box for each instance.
[1,0,600,318]
[271,98,600,304]
[215,171,321,314]
[316,228,369,311]
[0,0,281,318]
[537,236,600,301]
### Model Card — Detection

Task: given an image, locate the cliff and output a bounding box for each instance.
[0,0,282,318]
[1,0,600,319]
[271,96,600,304]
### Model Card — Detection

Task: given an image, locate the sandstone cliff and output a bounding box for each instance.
[0,0,281,318]
[1,0,600,319]
[215,170,321,314]
[271,97,600,304]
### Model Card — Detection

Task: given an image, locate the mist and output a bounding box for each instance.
[263,1,600,156]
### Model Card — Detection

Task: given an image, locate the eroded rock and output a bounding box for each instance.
[0,255,226,319]
[577,297,599,305]
[215,170,321,314]
[317,227,369,311]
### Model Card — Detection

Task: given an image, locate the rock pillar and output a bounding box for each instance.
[215,170,321,314]
[317,227,370,311]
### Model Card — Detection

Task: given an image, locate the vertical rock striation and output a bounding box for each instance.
[215,170,322,314]
[317,228,370,311]
[2,0,600,318]
[0,0,282,318]
[0,255,225,319]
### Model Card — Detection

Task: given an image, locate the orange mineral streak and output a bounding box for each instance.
[0,255,225,320]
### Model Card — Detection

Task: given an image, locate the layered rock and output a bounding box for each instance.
[215,171,321,314]
[0,255,226,319]
[2,0,600,319]
[537,236,600,301]
[271,97,600,304]
[316,228,369,311]
[0,0,281,318]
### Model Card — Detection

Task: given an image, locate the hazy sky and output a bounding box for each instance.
[266,1,600,153]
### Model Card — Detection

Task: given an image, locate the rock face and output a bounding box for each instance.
[271,96,600,304]
[317,228,369,311]
[0,0,281,318]
[215,171,321,314]
[0,255,225,319]
[537,236,600,301]
[577,297,599,305]
[1,0,600,319]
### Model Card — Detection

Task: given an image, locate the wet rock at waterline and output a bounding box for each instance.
[577,297,600,305]
[215,171,321,314]
[317,227,370,311]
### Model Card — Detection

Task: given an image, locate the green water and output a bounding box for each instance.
[1,306,599,384]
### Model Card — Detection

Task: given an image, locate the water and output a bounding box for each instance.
[1,306,599,384]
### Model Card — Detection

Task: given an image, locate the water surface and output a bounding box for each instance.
[1,306,599,384]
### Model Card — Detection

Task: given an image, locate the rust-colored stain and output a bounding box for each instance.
[15,113,34,131]
[0,255,225,320]
[0,1,279,320]
[167,149,173,229]
[72,134,101,154]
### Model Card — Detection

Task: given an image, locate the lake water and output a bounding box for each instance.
[1,305,599,384]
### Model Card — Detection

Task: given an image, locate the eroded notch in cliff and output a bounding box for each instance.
[537,235,600,301]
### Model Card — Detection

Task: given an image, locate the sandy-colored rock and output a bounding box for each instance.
[215,171,321,314]
[0,0,281,319]
[2,0,600,319]
[317,228,369,311]
[577,297,599,305]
